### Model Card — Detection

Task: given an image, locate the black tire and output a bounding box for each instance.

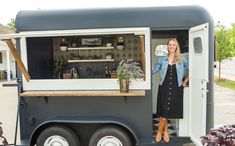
[36,125,80,146]
[89,126,132,146]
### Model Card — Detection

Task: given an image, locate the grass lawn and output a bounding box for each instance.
[214,77,235,90]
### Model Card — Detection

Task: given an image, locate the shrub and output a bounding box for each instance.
[201,125,235,146]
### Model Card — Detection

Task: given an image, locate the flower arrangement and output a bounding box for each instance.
[117,59,145,80]
[201,125,235,146]
[116,59,144,92]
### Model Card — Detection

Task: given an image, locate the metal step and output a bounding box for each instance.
[139,136,192,146]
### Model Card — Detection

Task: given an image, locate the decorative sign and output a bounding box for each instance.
[155,45,168,56]
[81,38,102,46]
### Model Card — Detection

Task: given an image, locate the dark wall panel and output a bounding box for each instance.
[27,37,53,79]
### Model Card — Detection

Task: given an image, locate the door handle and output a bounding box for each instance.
[201,79,209,92]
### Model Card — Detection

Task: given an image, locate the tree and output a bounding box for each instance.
[230,23,235,56]
[6,19,16,32]
[215,22,233,79]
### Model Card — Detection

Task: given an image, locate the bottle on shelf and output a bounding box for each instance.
[105,66,109,78]
[108,70,112,78]
[112,63,117,72]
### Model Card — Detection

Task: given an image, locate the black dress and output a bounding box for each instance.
[156,64,184,119]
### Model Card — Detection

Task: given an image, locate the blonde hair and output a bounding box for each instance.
[167,38,182,64]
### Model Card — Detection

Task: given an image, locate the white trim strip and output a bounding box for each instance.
[0,27,149,39]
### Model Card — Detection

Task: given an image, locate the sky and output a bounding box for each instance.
[0,0,234,28]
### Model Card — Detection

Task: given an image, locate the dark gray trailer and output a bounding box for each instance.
[0,5,214,146]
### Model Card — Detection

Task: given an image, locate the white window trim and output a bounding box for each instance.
[17,27,151,91]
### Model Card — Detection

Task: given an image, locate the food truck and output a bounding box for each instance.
[0,5,214,146]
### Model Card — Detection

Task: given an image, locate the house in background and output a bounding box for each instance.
[0,24,16,81]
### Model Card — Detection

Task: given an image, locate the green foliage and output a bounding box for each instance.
[6,19,16,32]
[117,59,144,80]
[215,22,233,62]
[53,57,66,73]
[230,23,235,56]
[215,78,235,90]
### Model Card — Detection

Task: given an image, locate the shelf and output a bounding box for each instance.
[68,59,115,63]
[20,90,145,97]
[68,46,114,50]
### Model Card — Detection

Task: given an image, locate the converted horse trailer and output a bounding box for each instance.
[0,6,214,146]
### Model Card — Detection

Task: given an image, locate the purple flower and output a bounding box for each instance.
[201,125,235,145]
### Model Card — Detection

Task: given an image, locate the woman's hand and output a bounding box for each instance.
[182,81,187,88]
[182,76,189,88]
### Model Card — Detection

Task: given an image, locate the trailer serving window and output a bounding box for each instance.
[15,27,151,90]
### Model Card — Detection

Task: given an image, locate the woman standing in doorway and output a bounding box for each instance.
[152,38,189,143]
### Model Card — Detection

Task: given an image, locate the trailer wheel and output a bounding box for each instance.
[36,125,80,146]
[89,126,132,146]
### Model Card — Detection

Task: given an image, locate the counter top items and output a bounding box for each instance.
[116,36,125,50]
[106,43,112,47]
[105,55,112,59]
[105,53,113,59]
[71,67,79,79]
[63,72,71,79]
[117,37,124,43]
[60,46,68,52]
[116,45,124,50]
[59,38,68,51]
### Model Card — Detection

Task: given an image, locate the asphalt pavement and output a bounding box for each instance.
[213,57,235,126]
[0,82,18,145]
[214,57,235,81]
[214,83,235,126]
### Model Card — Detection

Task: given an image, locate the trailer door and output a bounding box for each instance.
[189,23,209,146]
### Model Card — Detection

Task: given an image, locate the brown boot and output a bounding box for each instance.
[155,132,162,142]
[155,117,165,142]
[163,118,170,143]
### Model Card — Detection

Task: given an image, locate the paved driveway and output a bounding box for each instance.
[214,57,235,126]
[0,81,18,144]
[214,57,235,81]
[214,83,235,126]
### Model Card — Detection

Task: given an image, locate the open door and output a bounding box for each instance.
[189,23,209,146]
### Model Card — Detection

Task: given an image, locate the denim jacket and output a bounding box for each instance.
[152,56,188,87]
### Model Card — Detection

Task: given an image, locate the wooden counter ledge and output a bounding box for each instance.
[20,90,145,97]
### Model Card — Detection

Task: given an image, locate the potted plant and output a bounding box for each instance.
[117,59,145,93]
[53,56,66,79]
[59,38,68,51]
[201,125,235,146]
